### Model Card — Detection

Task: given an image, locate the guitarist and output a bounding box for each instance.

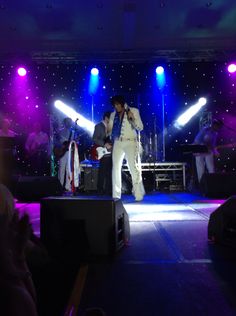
[92,111,112,195]
[56,117,79,191]
[194,118,223,183]
[25,122,49,175]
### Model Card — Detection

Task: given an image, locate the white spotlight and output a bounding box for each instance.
[54,100,95,136]
[174,97,207,129]
[198,97,207,106]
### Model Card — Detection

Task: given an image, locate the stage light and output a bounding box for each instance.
[228,63,236,73]
[198,97,207,106]
[174,97,207,129]
[17,67,27,76]
[89,67,99,95]
[54,100,95,135]
[156,66,164,75]
[155,66,166,90]
[91,67,99,76]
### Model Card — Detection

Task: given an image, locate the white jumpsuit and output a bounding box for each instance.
[109,107,145,201]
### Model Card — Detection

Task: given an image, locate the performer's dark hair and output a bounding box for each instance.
[103,111,111,120]
[63,117,72,125]
[110,95,125,107]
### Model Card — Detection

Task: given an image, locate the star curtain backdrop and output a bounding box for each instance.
[0,62,236,176]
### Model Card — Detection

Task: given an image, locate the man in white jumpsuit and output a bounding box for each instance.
[108,95,145,201]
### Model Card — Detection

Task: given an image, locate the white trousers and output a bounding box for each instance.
[58,151,71,191]
[112,139,145,199]
[195,153,215,182]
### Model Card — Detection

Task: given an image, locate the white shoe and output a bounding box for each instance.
[135,195,143,202]
[133,183,145,202]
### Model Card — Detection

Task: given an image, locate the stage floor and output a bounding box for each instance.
[16,192,236,316]
[15,191,223,238]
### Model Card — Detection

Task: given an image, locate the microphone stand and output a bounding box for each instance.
[71,118,79,195]
[153,116,158,162]
[161,93,166,162]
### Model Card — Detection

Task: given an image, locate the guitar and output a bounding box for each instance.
[96,146,111,160]
[53,141,70,159]
[53,130,73,159]
[90,144,111,160]
[53,119,79,159]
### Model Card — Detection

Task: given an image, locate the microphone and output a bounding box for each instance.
[75,118,79,125]
[124,104,132,120]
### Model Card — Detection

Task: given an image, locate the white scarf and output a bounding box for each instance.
[67,140,80,189]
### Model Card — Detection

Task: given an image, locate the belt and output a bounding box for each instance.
[117,137,137,142]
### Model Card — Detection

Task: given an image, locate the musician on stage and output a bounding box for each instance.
[194,118,223,182]
[0,118,16,138]
[25,122,49,175]
[55,117,80,192]
[92,111,112,195]
[0,118,17,186]
[108,95,145,201]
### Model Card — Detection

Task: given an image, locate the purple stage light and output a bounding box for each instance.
[228,64,236,73]
[17,67,27,76]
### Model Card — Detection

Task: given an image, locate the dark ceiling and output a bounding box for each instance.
[1,0,236,62]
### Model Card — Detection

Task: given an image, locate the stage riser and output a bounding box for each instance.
[82,168,156,192]
[40,198,129,259]
[82,169,181,193]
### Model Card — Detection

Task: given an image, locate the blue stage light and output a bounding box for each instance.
[89,68,99,95]
[156,66,164,75]
[156,66,166,90]
[91,68,99,76]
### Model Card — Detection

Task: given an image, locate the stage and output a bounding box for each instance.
[15,191,236,315]
[15,192,222,239]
